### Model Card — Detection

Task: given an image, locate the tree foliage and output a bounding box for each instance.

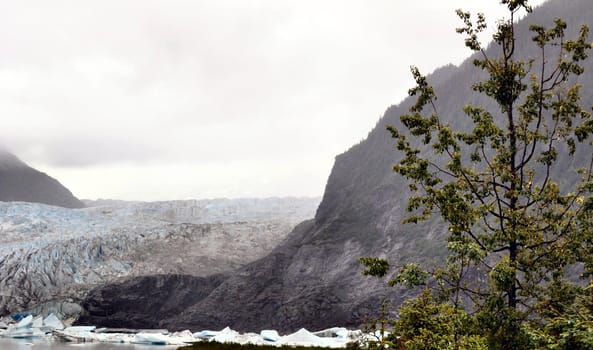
[361,1,593,349]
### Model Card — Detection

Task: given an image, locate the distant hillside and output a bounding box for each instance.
[0,149,84,208]
[78,0,593,332]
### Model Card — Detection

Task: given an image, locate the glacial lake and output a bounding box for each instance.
[0,338,182,350]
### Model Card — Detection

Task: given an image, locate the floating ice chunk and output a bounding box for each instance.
[64,325,96,332]
[53,325,97,342]
[213,327,239,343]
[4,320,46,339]
[336,329,350,339]
[53,329,95,342]
[11,312,31,322]
[5,328,45,338]
[42,313,64,331]
[193,329,220,339]
[279,328,347,348]
[261,329,281,342]
[94,332,131,343]
[0,321,8,329]
[16,315,33,329]
[374,329,391,341]
[314,327,350,338]
[348,329,363,339]
[32,316,43,328]
[235,332,265,345]
[133,332,170,345]
[168,330,198,345]
[172,330,193,337]
[279,328,327,347]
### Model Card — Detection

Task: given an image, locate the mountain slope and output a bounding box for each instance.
[0,150,84,208]
[78,0,593,332]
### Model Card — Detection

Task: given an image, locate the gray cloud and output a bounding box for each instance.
[0,0,547,200]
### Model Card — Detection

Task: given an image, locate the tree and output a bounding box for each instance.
[361,1,593,349]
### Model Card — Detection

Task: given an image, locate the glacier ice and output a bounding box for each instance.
[41,313,64,331]
[261,329,281,342]
[15,315,33,329]
[212,326,240,343]
[31,316,42,328]
[0,310,362,347]
[193,329,220,339]
[279,328,333,347]
[0,197,320,316]
[132,332,170,345]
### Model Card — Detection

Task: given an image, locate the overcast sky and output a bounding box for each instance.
[0,0,547,201]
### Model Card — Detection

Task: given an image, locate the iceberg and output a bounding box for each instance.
[10,312,31,322]
[168,330,199,345]
[235,332,266,345]
[374,329,391,341]
[335,329,350,339]
[94,332,132,343]
[313,327,350,339]
[279,328,348,348]
[193,329,220,339]
[260,329,281,342]
[53,329,96,342]
[53,326,98,342]
[212,327,239,343]
[42,313,64,331]
[0,310,362,348]
[279,328,328,347]
[4,328,45,339]
[64,325,96,332]
[15,315,33,329]
[132,332,170,345]
[32,316,43,328]
[3,319,46,339]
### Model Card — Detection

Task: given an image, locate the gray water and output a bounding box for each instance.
[0,338,182,350]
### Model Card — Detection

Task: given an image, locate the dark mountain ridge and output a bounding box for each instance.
[77,0,593,332]
[0,149,84,209]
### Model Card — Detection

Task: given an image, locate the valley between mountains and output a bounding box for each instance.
[1,0,592,337]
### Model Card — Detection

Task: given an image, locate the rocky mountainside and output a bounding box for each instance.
[0,150,84,209]
[0,197,319,318]
[77,0,593,332]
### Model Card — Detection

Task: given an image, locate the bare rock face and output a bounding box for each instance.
[0,150,84,209]
[77,274,227,329]
[76,0,593,333]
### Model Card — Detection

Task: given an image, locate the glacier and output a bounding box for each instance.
[0,197,320,318]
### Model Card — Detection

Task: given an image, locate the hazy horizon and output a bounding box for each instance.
[0,0,547,201]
